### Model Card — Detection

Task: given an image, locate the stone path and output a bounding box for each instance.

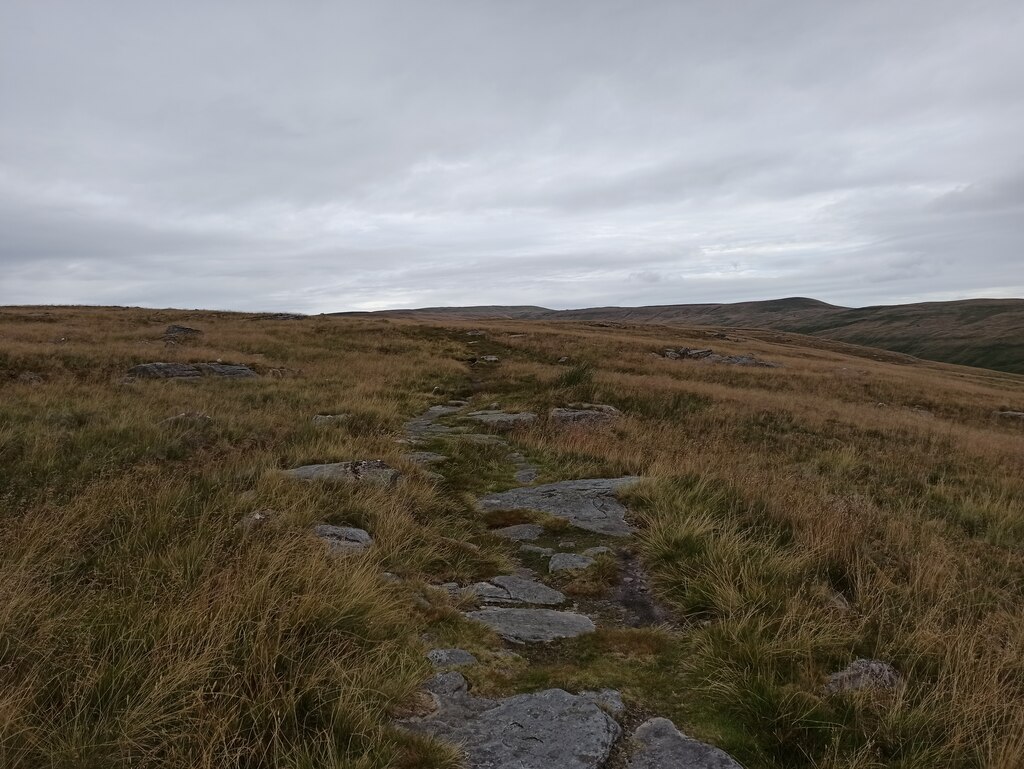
[398,398,746,767]
[478,477,641,536]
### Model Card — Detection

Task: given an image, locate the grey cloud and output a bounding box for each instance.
[1,0,1022,311]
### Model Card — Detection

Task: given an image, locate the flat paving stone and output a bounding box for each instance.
[284,460,400,486]
[465,608,595,643]
[406,688,620,769]
[465,410,538,427]
[626,717,743,769]
[549,552,596,573]
[427,648,478,669]
[479,477,641,536]
[492,523,544,541]
[474,575,565,606]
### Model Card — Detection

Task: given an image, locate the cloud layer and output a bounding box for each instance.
[2,0,1022,311]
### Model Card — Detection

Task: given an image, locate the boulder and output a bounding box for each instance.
[825,658,901,694]
[313,524,373,554]
[626,717,743,769]
[479,477,641,536]
[284,460,400,486]
[549,553,596,573]
[465,608,595,643]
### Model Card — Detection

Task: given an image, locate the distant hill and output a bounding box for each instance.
[348,297,1024,374]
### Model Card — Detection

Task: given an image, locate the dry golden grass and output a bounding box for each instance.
[2,306,1023,768]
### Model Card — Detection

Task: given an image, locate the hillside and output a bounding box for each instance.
[2,306,1024,768]
[355,297,1024,374]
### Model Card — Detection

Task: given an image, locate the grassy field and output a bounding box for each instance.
[1,306,1023,768]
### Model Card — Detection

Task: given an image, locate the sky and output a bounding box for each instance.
[1,0,1022,313]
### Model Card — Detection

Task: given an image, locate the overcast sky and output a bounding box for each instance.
[1,1,1022,312]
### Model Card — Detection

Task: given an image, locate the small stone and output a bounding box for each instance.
[159,411,212,427]
[558,540,577,549]
[284,460,400,486]
[825,658,901,694]
[465,608,596,643]
[557,356,570,364]
[520,544,555,557]
[549,553,596,573]
[427,648,478,669]
[626,717,743,769]
[663,349,681,359]
[480,355,500,363]
[425,671,469,697]
[313,524,373,554]
[492,524,544,541]
[312,413,350,424]
[583,546,612,557]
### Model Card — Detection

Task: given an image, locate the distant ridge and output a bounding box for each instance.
[342,297,1024,374]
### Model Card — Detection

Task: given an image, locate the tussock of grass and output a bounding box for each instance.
[2,307,1023,768]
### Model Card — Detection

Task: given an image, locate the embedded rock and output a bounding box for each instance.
[159,411,212,427]
[549,553,596,573]
[995,410,1024,420]
[583,546,612,557]
[404,404,463,441]
[465,608,595,642]
[163,324,202,337]
[626,717,743,769]
[313,524,373,554]
[407,688,620,769]
[403,450,448,465]
[427,649,478,669]
[550,406,622,426]
[196,363,259,378]
[825,658,901,694]
[470,575,565,606]
[285,460,400,486]
[465,410,537,427]
[479,477,641,536]
[127,362,202,379]
[312,413,350,425]
[492,523,545,541]
[520,544,555,557]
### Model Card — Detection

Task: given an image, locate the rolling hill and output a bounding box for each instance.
[354,297,1024,374]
